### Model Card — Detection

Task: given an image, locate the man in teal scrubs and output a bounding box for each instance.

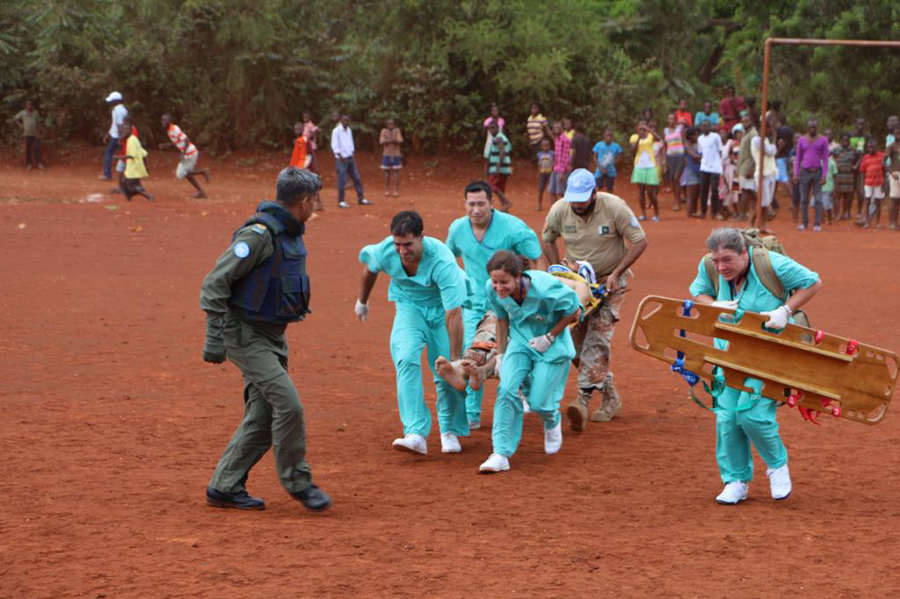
[478,251,581,473]
[445,180,546,428]
[690,227,821,504]
[356,211,470,455]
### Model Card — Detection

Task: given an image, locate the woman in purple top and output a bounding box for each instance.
[793,118,830,231]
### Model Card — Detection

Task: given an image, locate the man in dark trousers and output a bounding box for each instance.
[200,166,331,512]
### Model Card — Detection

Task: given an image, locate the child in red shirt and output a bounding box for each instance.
[675,99,693,127]
[288,122,323,211]
[857,139,885,228]
[289,122,310,169]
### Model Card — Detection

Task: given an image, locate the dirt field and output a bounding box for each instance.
[2,146,899,599]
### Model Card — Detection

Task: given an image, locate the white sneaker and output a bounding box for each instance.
[338,201,350,209]
[797,224,806,231]
[478,453,510,474]
[716,481,749,505]
[468,420,481,430]
[392,433,427,455]
[767,463,792,500]
[544,422,563,454]
[440,432,461,453]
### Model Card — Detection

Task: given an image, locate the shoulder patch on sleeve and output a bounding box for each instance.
[251,224,267,235]
[234,241,251,259]
[630,215,641,228]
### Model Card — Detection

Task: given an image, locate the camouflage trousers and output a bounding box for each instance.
[463,311,498,368]
[570,285,626,405]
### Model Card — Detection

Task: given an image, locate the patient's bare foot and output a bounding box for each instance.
[463,359,495,391]
[436,357,468,391]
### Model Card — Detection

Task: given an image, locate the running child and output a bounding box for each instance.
[116,117,153,202]
[160,114,209,198]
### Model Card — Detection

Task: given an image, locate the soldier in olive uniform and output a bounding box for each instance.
[200,167,331,512]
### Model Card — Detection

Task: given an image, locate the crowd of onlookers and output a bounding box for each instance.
[10,90,900,231]
[481,90,900,231]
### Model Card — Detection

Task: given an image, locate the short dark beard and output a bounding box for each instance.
[572,198,596,216]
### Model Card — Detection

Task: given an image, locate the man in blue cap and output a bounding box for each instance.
[541,168,648,431]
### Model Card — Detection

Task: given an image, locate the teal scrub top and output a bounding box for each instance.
[446,210,543,314]
[485,270,579,362]
[360,236,468,310]
[690,247,820,352]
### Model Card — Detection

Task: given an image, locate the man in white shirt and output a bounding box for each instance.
[331,114,372,209]
[101,91,128,181]
[697,119,724,219]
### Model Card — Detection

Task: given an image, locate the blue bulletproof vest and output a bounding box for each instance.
[229,201,311,325]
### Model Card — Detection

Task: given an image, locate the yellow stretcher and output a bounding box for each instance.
[629,296,899,425]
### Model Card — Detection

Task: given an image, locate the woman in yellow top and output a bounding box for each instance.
[629,119,660,222]
[116,116,153,202]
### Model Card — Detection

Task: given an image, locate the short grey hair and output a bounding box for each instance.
[705,227,746,253]
[276,167,321,205]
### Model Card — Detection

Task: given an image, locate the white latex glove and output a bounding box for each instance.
[712,300,739,310]
[528,333,555,353]
[761,305,791,329]
[495,353,503,376]
[354,299,369,323]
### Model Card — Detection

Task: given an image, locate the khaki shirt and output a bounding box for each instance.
[738,126,758,178]
[542,193,645,278]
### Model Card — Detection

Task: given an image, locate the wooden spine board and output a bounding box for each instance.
[629,296,899,425]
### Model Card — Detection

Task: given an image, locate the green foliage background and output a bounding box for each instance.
[3,0,899,153]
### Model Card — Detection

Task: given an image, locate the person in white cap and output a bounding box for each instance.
[101,92,128,181]
[541,168,648,432]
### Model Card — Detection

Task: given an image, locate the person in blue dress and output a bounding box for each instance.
[690,227,821,504]
[478,251,582,474]
[592,128,623,192]
[442,180,546,429]
[356,211,470,456]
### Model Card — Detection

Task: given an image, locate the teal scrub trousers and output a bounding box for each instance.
[463,306,486,424]
[390,302,469,438]
[492,348,567,457]
[715,379,788,483]
[209,318,313,495]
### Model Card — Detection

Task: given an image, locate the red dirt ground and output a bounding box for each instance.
[2,146,899,599]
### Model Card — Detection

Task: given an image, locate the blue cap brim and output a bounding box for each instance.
[563,189,593,203]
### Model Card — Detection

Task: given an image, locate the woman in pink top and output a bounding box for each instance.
[663,112,685,209]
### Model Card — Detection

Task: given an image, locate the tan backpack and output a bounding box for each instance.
[702,228,810,328]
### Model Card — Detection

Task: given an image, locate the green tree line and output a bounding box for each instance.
[2,0,899,154]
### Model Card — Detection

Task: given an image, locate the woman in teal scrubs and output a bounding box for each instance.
[690,228,821,504]
[479,251,582,474]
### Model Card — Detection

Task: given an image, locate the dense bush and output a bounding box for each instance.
[3,0,899,153]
